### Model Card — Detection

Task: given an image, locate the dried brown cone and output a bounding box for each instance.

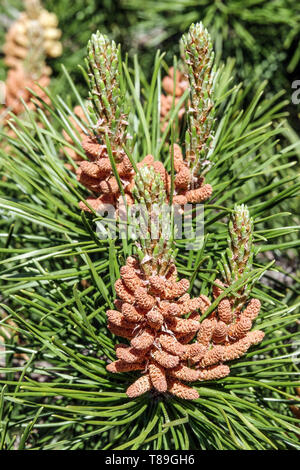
[106,255,207,400]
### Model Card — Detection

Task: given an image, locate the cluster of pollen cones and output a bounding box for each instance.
[76,133,136,213]
[171,143,212,205]
[1,1,62,125]
[3,2,62,70]
[160,67,188,131]
[66,112,212,212]
[3,66,50,119]
[106,256,264,400]
[63,107,136,212]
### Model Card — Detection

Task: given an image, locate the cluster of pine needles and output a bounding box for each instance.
[0,0,299,451]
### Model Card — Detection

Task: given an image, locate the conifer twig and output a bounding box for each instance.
[218,204,255,311]
[86,32,128,163]
[132,165,174,276]
[181,22,215,180]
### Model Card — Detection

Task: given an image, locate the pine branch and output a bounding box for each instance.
[0,15,299,450]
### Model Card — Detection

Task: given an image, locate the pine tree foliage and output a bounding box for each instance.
[0,19,299,451]
[0,0,130,91]
[122,0,300,90]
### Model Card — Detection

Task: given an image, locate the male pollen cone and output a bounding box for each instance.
[105,265,264,399]
[2,66,50,125]
[105,257,234,400]
[77,140,212,214]
[194,278,264,377]
[170,144,213,206]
